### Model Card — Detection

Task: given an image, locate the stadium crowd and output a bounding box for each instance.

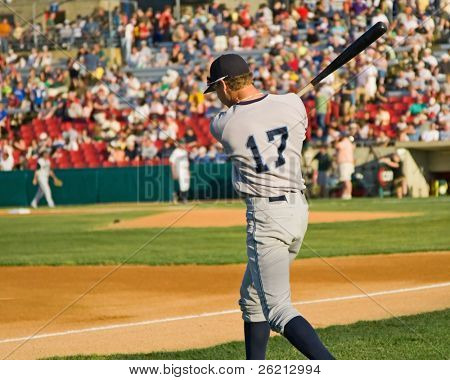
[0,0,449,171]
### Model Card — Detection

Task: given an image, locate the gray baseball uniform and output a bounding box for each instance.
[210,93,309,333]
[31,157,55,208]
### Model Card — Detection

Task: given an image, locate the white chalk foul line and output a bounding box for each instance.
[1,282,449,345]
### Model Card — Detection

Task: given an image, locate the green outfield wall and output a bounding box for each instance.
[0,163,235,207]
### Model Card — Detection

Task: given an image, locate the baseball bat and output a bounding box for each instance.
[297,22,387,97]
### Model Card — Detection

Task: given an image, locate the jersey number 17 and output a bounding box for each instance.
[246,126,288,173]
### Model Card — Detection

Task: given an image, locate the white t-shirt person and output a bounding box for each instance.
[0,151,14,171]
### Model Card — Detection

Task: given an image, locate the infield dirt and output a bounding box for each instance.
[0,251,449,359]
[105,209,419,229]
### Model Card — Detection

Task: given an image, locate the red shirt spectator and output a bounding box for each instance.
[239,5,252,28]
[241,34,255,49]
[138,22,150,41]
[296,4,309,21]
[158,6,173,30]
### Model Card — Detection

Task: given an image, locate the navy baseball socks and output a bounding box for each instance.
[244,317,334,360]
[244,321,271,360]
[283,316,335,360]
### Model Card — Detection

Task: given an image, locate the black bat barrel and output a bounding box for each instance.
[311,22,387,87]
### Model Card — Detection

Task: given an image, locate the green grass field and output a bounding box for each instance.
[0,197,448,266]
[53,309,449,360]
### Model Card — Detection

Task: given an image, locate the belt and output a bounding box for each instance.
[268,190,304,203]
[268,195,287,202]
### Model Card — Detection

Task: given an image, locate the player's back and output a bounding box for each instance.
[211,93,307,197]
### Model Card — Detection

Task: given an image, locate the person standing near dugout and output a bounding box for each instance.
[335,134,355,200]
[379,152,407,199]
[206,54,334,360]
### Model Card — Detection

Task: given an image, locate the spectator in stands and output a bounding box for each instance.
[38,100,57,120]
[141,135,158,160]
[100,114,120,140]
[154,47,169,68]
[212,143,228,163]
[0,150,14,171]
[183,127,197,148]
[120,18,135,63]
[125,137,138,162]
[192,146,209,163]
[440,120,450,141]
[60,20,73,48]
[439,53,449,76]
[128,98,150,125]
[363,57,378,102]
[63,125,79,151]
[108,144,125,164]
[421,123,440,142]
[0,18,11,53]
[158,139,175,161]
[0,103,7,130]
[0,0,448,173]
[315,85,330,140]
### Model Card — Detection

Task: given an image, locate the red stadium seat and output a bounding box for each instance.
[393,103,408,113]
[355,110,365,119]
[388,96,401,104]
[93,141,107,153]
[364,104,378,112]
[58,162,72,169]
[390,115,400,125]
[28,157,38,170]
[13,150,21,162]
[73,162,85,169]
[402,95,414,104]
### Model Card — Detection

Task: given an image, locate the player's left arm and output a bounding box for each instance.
[49,168,57,181]
[210,111,227,141]
[49,168,63,186]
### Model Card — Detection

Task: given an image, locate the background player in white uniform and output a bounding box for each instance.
[31,151,57,208]
[206,54,334,360]
[169,140,191,203]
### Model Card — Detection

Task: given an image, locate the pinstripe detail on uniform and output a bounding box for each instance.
[250,201,270,322]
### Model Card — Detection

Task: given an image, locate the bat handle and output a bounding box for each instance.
[296,83,314,97]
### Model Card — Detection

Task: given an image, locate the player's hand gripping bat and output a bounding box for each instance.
[297,22,387,97]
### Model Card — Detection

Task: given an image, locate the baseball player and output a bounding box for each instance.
[31,150,58,208]
[206,54,334,360]
[169,139,191,203]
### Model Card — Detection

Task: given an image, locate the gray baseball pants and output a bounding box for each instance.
[239,191,308,334]
[31,177,55,208]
